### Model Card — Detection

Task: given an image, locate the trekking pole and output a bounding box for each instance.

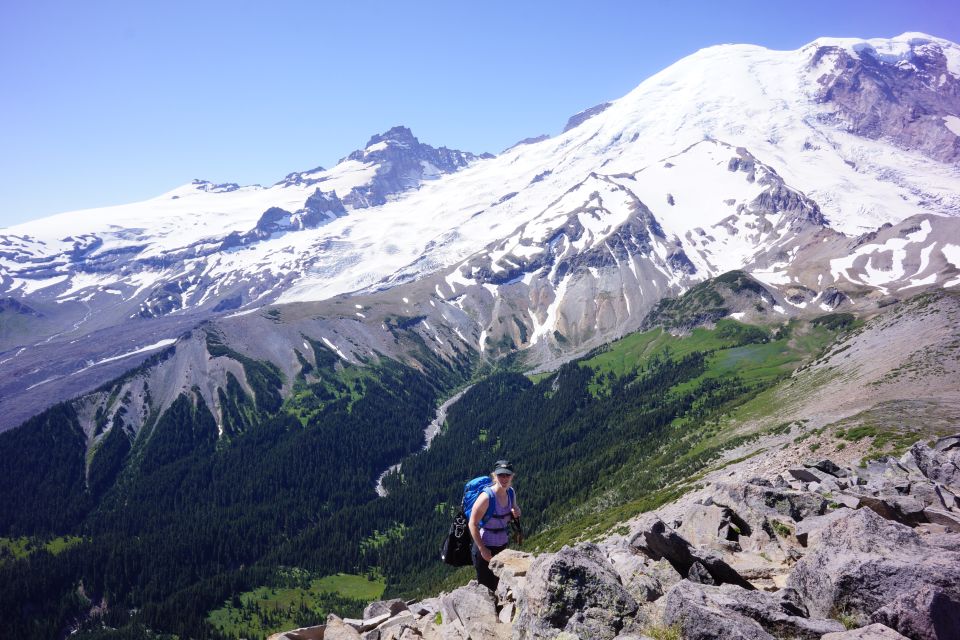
[512,517,524,546]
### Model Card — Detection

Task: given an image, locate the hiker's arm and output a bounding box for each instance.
[511,492,521,519]
[469,492,492,561]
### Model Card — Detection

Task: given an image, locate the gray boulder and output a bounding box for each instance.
[687,561,715,585]
[924,507,960,532]
[268,624,327,640]
[662,580,844,640]
[910,442,960,491]
[933,435,960,453]
[821,624,910,639]
[438,582,501,640]
[364,598,409,619]
[788,468,822,483]
[871,585,960,640]
[794,507,851,547]
[809,459,849,477]
[788,508,960,627]
[855,494,927,526]
[604,544,665,603]
[713,480,828,521]
[514,543,638,640]
[326,615,363,639]
[662,580,773,640]
[632,519,754,589]
[676,502,747,552]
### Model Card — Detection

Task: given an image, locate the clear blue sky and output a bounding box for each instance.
[2,0,958,228]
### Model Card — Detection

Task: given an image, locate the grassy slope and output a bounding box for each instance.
[0,536,83,562]
[208,572,385,639]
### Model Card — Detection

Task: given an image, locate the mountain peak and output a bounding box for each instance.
[364,125,418,149]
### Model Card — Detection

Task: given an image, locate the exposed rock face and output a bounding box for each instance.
[341,126,492,209]
[811,39,960,163]
[221,189,349,250]
[562,102,612,132]
[0,297,41,316]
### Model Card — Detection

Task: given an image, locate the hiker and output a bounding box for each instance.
[468,459,521,591]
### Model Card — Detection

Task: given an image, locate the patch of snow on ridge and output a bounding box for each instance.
[321,337,347,361]
[751,269,792,286]
[904,274,939,289]
[944,116,960,136]
[943,244,960,269]
[76,339,177,372]
[529,274,571,345]
[917,243,936,276]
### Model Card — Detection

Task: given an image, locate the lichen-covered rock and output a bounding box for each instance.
[870,584,960,640]
[794,507,852,547]
[788,508,960,630]
[821,623,910,639]
[514,543,638,639]
[663,581,843,640]
[910,442,960,491]
[604,543,665,603]
[438,582,504,640]
[661,581,774,640]
[713,480,828,522]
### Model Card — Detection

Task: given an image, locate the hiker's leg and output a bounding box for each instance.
[472,544,506,591]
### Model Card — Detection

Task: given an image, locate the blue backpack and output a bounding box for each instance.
[462,476,514,527]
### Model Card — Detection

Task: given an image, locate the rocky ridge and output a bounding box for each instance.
[271,433,960,640]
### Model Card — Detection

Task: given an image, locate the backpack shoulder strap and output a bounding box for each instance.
[480,486,496,525]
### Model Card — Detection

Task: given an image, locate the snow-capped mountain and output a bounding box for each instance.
[1,33,959,432]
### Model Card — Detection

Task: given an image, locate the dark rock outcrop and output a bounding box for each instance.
[811,39,960,162]
[631,519,754,590]
[562,102,612,132]
[341,126,491,209]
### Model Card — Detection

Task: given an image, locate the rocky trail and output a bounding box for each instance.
[273,428,960,640]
